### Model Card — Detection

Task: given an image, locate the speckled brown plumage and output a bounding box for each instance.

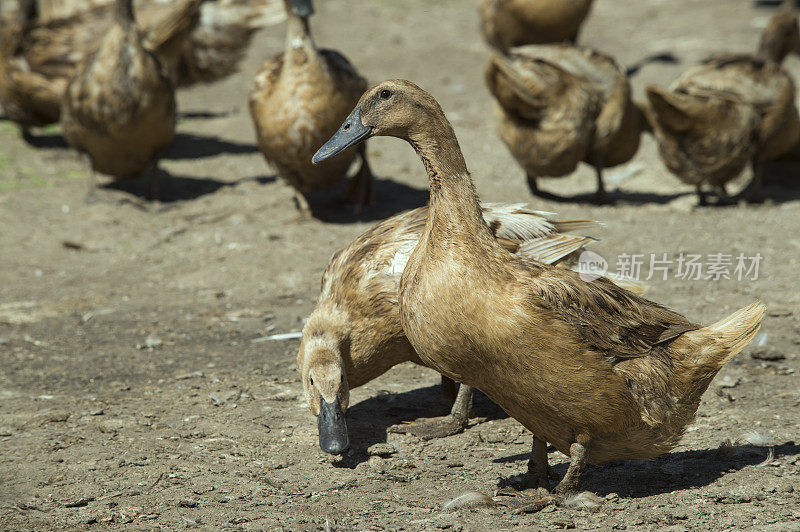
[249,0,371,216]
[298,203,604,439]
[61,0,176,184]
[646,4,800,203]
[318,79,765,496]
[479,0,594,53]
[0,0,202,130]
[486,45,644,202]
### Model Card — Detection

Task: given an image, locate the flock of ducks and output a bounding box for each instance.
[0,0,782,514]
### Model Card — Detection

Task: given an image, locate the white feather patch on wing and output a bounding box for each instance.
[516,234,596,264]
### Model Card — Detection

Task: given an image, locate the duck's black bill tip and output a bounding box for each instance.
[317,397,349,455]
[288,0,314,18]
[312,108,372,165]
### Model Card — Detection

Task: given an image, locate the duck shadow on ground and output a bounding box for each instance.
[306,177,430,223]
[20,131,70,149]
[163,132,259,160]
[625,52,680,77]
[103,170,275,203]
[332,384,508,469]
[532,188,691,206]
[494,441,799,498]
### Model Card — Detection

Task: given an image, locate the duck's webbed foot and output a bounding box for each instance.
[388,383,472,440]
[494,486,560,515]
[292,190,313,220]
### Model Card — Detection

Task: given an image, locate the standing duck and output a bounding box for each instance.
[298,203,626,453]
[0,0,202,134]
[486,45,644,202]
[249,0,372,217]
[646,2,800,204]
[479,0,594,53]
[313,80,765,507]
[61,0,178,200]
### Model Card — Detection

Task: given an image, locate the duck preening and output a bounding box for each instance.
[298,202,645,454]
[486,45,644,203]
[645,1,800,205]
[61,0,179,200]
[250,0,372,218]
[479,0,595,53]
[313,79,765,508]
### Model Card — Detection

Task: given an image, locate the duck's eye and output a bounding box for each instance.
[309,377,314,386]
[379,89,392,100]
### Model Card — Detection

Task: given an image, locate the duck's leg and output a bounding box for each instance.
[527,435,551,489]
[554,440,589,495]
[344,144,374,214]
[696,185,708,206]
[84,155,101,204]
[293,189,313,220]
[145,163,160,202]
[745,159,764,203]
[495,437,591,514]
[593,163,611,204]
[440,375,459,404]
[388,382,472,440]
[526,173,540,195]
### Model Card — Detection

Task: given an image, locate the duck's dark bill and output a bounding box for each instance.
[317,397,350,454]
[287,0,314,17]
[312,108,372,164]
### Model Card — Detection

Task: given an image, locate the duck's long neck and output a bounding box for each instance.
[286,12,314,52]
[114,0,135,28]
[408,115,495,246]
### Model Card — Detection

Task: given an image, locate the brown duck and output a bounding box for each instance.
[645,1,800,204]
[298,203,650,453]
[61,0,178,199]
[486,44,644,202]
[249,0,372,217]
[479,0,594,53]
[0,0,201,134]
[313,79,765,508]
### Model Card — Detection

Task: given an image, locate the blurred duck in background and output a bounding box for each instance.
[0,0,284,135]
[486,45,644,203]
[60,0,182,201]
[249,0,373,218]
[479,0,594,53]
[646,0,800,204]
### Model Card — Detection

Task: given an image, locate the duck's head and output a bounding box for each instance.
[298,338,350,455]
[759,2,800,63]
[284,0,314,18]
[312,80,449,164]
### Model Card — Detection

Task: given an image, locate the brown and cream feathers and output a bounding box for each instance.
[249,0,370,215]
[298,203,602,420]
[61,0,176,180]
[486,45,643,200]
[645,3,800,201]
[0,0,204,130]
[479,0,594,53]
[316,80,765,493]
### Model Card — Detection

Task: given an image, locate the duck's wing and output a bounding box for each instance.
[319,49,368,95]
[526,264,698,359]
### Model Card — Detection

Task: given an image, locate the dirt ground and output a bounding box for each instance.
[1,0,800,530]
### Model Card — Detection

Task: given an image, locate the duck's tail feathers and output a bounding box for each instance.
[683,302,766,371]
[145,0,203,66]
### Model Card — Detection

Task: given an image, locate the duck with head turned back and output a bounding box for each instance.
[249,0,372,218]
[480,0,594,53]
[314,80,765,510]
[61,0,178,201]
[486,45,645,203]
[645,0,800,204]
[299,201,651,453]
